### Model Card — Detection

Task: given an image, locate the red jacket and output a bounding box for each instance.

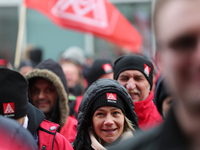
[39,119,73,150]
[134,92,163,131]
[69,95,83,120]
[74,95,83,116]
[60,116,77,143]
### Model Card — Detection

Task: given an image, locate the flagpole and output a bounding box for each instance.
[14,2,26,70]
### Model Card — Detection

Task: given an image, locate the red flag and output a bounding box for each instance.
[24,0,142,52]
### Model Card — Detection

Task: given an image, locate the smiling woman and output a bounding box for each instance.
[92,106,125,145]
[73,78,140,150]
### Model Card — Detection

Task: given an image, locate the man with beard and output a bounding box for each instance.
[113,54,163,131]
[25,59,77,143]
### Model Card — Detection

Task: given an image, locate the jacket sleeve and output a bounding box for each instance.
[54,132,74,150]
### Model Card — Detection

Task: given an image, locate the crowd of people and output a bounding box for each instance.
[1,0,200,149]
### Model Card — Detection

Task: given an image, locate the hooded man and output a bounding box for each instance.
[113,54,163,131]
[0,68,73,150]
[25,59,77,143]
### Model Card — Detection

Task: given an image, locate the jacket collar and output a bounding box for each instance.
[27,103,45,135]
[134,92,154,123]
[89,128,134,150]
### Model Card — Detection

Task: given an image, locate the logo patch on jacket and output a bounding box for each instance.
[144,64,151,77]
[107,93,117,103]
[50,126,56,131]
[102,63,113,73]
[3,102,15,117]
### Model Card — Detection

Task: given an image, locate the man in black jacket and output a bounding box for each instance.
[110,0,200,149]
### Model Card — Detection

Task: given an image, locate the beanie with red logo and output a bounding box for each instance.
[0,68,28,119]
[91,92,125,116]
[113,54,154,90]
[86,59,113,87]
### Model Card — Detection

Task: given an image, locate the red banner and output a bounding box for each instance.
[24,0,142,52]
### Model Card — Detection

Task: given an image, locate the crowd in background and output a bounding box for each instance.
[0,0,200,149]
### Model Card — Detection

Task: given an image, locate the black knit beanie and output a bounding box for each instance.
[29,48,43,64]
[154,75,170,116]
[0,68,28,119]
[86,59,113,87]
[114,55,154,90]
[91,92,125,116]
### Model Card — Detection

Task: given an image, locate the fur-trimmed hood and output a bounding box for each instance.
[73,78,139,150]
[24,59,69,127]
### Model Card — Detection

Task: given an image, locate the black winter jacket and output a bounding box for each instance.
[73,79,139,150]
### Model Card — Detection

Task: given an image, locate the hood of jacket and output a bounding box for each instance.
[73,78,139,150]
[25,59,69,127]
